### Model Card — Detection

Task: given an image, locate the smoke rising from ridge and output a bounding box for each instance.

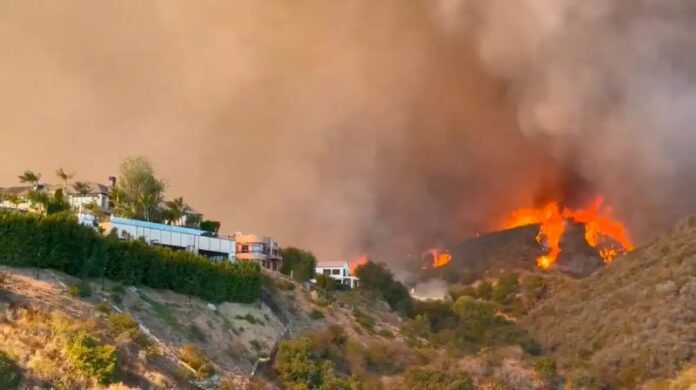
[0,1,694,261]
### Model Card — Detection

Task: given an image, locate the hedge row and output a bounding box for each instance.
[0,212,261,303]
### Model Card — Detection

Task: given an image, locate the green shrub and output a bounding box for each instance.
[364,343,402,374]
[274,337,347,388]
[309,309,325,320]
[476,280,493,300]
[315,274,338,291]
[180,344,215,379]
[0,213,261,303]
[68,280,92,298]
[0,271,7,291]
[280,247,317,282]
[353,309,375,332]
[235,313,263,325]
[0,350,21,389]
[111,284,126,294]
[534,356,557,378]
[64,332,117,385]
[96,301,111,314]
[107,313,139,337]
[355,261,412,315]
[401,367,474,390]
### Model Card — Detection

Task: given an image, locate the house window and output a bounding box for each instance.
[239,245,249,253]
[331,269,340,275]
[323,269,331,275]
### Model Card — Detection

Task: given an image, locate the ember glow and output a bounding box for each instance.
[349,254,368,275]
[506,196,634,269]
[429,249,452,268]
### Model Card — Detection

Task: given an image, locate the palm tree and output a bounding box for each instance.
[18,170,41,187]
[164,197,188,225]
[55,168,74,191]
[27,190,49,215]
[72,181,91,197]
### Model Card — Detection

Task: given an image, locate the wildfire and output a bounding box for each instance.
[349,254,368,274]
[429,248,452,268]
[506,196,633,269]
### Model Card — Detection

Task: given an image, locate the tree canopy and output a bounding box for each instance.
[111,157,165,222]
[280,247,317,282]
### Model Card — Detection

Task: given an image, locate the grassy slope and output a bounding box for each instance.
[520,216,696,387]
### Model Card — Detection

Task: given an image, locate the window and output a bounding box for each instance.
[331,269,340,275]
[323,269,331,275]
[238,245,249,253]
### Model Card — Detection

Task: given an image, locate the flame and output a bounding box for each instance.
[429,248,452,268]
[506,196,633,269]
[349,254,368,274]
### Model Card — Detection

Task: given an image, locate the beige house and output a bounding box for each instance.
[234,233,282,271]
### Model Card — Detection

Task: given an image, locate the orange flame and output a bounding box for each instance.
[506,196,633,269]
[429,248,452,268]
[349,254,368,275]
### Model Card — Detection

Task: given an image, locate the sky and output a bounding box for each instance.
[1,1,695,262]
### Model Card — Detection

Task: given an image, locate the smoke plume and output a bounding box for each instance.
[0,1,694,262]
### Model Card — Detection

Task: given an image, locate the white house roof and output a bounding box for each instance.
[316,261,349,268]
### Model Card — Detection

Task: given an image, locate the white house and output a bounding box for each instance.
[101,216,236,261]
[0,180,113,212]
[314,261,360,289]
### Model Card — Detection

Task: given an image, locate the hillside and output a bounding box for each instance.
[421,223,603,284]
[520,216,696,388]
[0,266,283,389]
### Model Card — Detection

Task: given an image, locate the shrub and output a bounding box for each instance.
[401,367,474,390]
[315,274,338,291]
[274,337,346,388]
[364,343,402,374]
[96,301,111,314]
[180,344,215,379]
[355,261,412,315]
[280,247,317,282]
[64,332,117,385]
[534,357,557,378]
[476,281,493,300]
[0,213,261,303]
[106,313,139,337]
[353,309,375,332]
[309,309,325,320]
[68,280,92,298]
[0,350,21,389]
[235,313,263,325]
[0,271,7,291]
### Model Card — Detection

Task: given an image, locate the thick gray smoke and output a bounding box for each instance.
[0,1,694,261]
[451,0,696,240]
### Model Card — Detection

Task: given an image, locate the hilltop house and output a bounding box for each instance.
[235,233,282,271]
[1,177,283,270]
[0,179,113,212]
[313,260,360,288]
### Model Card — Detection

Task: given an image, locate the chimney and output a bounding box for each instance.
[108,176,116,188]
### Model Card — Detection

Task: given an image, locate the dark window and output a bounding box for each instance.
[239,245,249,253]
[331,269,340,275]
[323,269,331,275]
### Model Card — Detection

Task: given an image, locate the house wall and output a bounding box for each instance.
[314,263,359,288]
[102,217,235,260]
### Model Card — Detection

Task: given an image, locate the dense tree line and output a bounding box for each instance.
[0,212,260,303]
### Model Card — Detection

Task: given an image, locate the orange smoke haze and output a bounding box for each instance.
[2,1,696,263]
[506,196,634,269]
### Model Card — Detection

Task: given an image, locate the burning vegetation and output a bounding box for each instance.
[506,196,634,270]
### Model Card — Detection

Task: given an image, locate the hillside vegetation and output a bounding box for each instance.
[521,216,696,388]
[0,212,261,303]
